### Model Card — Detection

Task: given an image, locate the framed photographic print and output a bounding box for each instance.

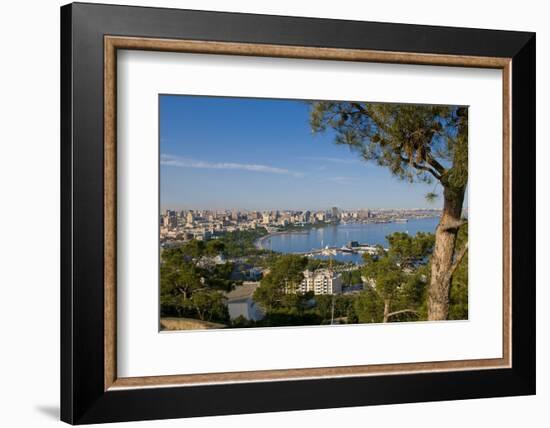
[60,2,535,424]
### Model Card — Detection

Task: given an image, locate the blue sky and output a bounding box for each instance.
[160,95,445,211]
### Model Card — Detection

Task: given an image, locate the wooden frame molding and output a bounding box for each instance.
[104,35,513,391]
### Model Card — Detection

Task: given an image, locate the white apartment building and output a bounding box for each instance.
[298,269,342,295]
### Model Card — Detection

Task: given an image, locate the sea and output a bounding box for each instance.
[257,217,440,264]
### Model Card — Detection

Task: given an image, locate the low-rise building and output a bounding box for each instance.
[224,282,265,321]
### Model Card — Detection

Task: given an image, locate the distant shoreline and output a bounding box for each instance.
[255,223,336,250]
[255,216,440,252]
[255,231,304,250]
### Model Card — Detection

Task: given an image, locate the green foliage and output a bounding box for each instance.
[160,244,233,323]
[254,252,281,269]
[306,258,326,271]
[386,231,435,267]
[358,231,435,322]
[253,254,308,310]
[280,292,312,313]
[187,290,229,323]
[160,223,467,328]
[179,239,207,259]
[425,192,439,204]
[231,315,253,328]
[160,229,271,323]
[340,269,363,286]
[171,229,269,261]
[216,228,269,258]
[310,102,467,189]
[259,309,322,327]
[270,254,309,291]
[202,262,235,292]
[401,269,429,308]
[362,255,405,300]
[160,254,202,300]
[346,305,359,324]
[251,276,282,312]
[250,254,363,326]
[354,287,385,323]
[315,295,334,320]
[305,258,345,271]
[335,295,356,318]
[205,239,225,256]
[448,224,469,320]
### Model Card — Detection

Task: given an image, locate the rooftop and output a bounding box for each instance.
[224,281,260,302]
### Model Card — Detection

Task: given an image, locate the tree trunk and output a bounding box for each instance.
[428,185,466,320]
[383,298,391,323]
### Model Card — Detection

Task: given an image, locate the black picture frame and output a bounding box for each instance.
[61,2,535,424]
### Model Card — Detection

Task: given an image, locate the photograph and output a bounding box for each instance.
[159,95,469,330]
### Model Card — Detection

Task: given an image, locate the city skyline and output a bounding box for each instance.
[160,206,443,245]
[160,95,452,211]
[161,206,444,212]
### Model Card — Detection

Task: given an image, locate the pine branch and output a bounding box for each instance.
[386,309,419,320]
[399,155,442,180]
[425,153,447,175]
[440,219,468,231]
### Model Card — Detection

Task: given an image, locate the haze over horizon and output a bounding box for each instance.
[161,205,444,212]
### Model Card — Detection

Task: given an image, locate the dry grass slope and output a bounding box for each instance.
[160,317,227,331]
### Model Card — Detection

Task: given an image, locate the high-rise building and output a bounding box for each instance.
[163,214,176,229]
[297,269,342,295]
[358,209,371,219]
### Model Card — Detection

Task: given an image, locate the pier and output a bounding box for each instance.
[297,242,382,258]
